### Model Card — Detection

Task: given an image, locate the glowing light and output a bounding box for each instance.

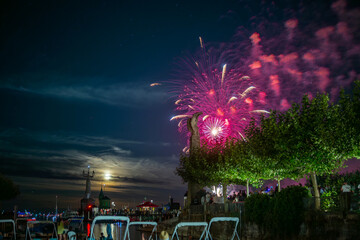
[228,96,238,103]
[217,108,224,116]
[238,131,247,141]
[182,146,190,154]
[202,117,230,142]
[175,99,182,105]
[240,86,256,98]
[245,98,253,105]
[249,61,262,69]
[202,115,210,121]
[250,32,261,45]
[259,91,267,104]
[251,110,270,114]
[178,119,184,127]
[270,75,280,96]
[199,36,204,49]
[211,128,219,136]
[104,172,111,180]
[259,54,278,65]
[170,115,191,121]
[150,83,161,87]
[221,64,227,86]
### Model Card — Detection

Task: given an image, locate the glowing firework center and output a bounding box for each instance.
[202,117,230,143]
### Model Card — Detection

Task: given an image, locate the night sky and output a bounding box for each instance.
[1,0,359,211]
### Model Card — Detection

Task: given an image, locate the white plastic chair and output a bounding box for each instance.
[171,222,208,240]
[207,217,240,240]
[127,221,157,240]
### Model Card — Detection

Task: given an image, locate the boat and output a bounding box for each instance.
[67,217,84,233]
[62,211,80,220]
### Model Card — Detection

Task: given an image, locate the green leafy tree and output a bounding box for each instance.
[176,140,263,202]
[246,109,304,191]
[337,80,360,158]
[246,92,354,209]
[296,94,356,209]
[177,144,224,186]
[222,140,264,196]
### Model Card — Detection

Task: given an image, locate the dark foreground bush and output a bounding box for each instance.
[245,186,310,238]
[268,186,309,238]
[244,193,271,233]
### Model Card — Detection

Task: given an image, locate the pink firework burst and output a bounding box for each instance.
[171,38,269,147]
[202,117,230,144]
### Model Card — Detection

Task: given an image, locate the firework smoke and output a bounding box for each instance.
[230,0,360,108]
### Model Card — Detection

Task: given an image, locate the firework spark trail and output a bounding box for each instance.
[150,83,162,87]
[170,115,192,121]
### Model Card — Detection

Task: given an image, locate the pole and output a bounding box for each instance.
[246,180,250,197]
[55,196,58,219]
[277,178,281,192]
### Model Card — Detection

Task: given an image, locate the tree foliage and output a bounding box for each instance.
[176,140,265,188]
[0,174,20,201]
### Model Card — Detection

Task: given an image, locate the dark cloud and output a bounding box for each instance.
[0,158,83,181]
[0,78,169,108]
[113,176,164,185]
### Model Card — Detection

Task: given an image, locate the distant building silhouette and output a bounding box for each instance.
[98,186,111,209]
[163,196,180,212]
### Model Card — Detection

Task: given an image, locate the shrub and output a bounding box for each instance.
[244,186,310,238]
[244,193,271,233]
[321,189,339,211]
[268,186,310,238]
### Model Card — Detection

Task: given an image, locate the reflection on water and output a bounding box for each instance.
[87,223,152,240]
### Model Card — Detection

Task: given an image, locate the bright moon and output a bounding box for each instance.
[104,172,111,180]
